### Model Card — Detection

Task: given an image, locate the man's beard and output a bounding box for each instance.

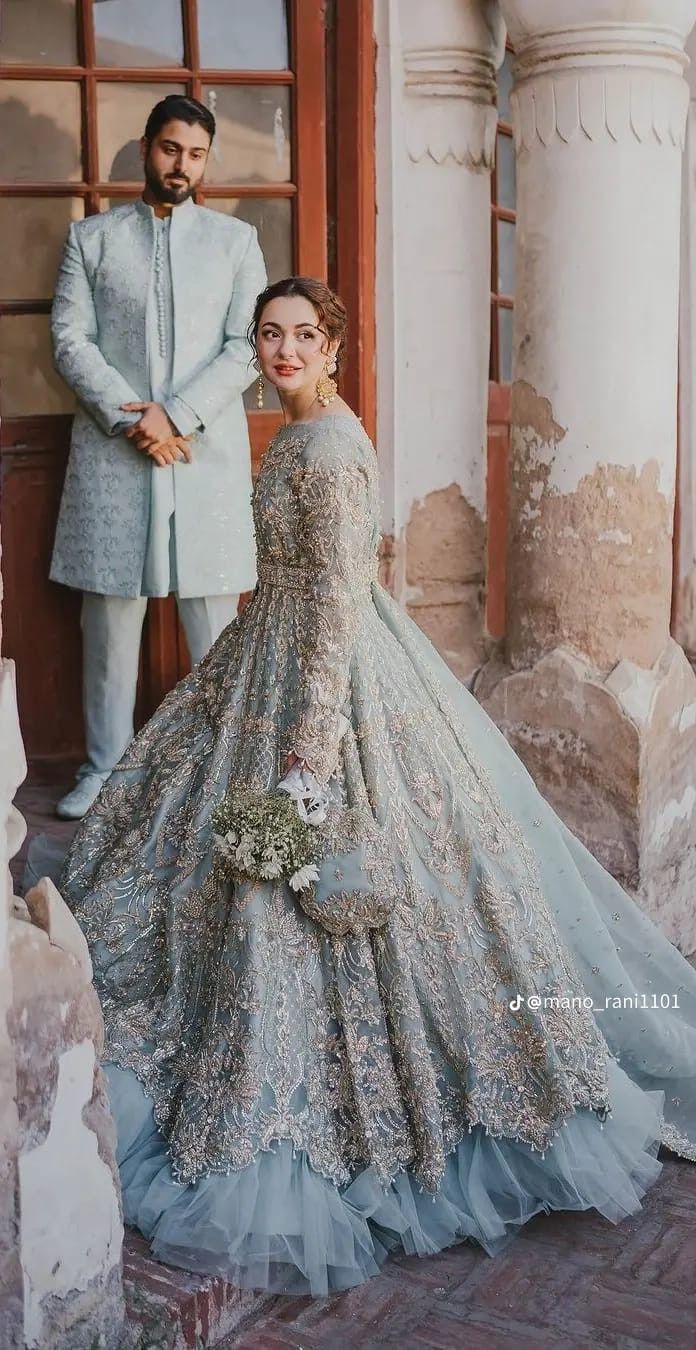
[144,161,195,205]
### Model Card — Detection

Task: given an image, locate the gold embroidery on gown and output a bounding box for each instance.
[63,418,621,1189]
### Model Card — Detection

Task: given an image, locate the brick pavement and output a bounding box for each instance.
[11,776,696,1349]
[220,1164,696,1350]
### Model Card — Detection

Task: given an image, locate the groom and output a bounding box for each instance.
[50,94,266,819]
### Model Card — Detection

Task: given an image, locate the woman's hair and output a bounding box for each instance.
[144,94,216,145]
[248,277,348,372]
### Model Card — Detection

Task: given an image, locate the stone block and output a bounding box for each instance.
[24,876,93,982]
[477,638,696,951]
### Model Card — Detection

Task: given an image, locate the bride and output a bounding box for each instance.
[62,276,696,1297]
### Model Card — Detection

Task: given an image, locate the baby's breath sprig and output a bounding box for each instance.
[211,788,319,890]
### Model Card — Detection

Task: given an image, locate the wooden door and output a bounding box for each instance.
[0,0,330,761]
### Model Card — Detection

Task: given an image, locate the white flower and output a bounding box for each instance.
[213,832,235,858]
[235,835,256,870]
[288,863,320,892]
[261,859,283,879]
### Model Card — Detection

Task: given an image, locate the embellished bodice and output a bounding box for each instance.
[251,417,382,596]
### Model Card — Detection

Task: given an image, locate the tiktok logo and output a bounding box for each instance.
[509,994,522,1011]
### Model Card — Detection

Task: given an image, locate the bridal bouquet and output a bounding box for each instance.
[211,765,397,937]
[211,769,330,892]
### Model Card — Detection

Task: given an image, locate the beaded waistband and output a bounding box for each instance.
[256,560,378,595]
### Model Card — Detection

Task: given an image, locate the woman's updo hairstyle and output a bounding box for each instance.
[248,277,348,374]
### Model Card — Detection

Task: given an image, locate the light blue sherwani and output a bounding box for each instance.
[49,198,267,799]
[50,197,267,599]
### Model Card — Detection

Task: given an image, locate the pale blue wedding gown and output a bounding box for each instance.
[61,415,696,1296]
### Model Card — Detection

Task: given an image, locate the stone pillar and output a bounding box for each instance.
[375,0,505,681]
[0,560,23,1350]
[477,0,696,950]
[674,23,696,663]
[0,534,126,1345]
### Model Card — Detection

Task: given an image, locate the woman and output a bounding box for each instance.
[62,277,696,1298]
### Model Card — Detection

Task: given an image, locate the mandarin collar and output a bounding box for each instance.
[135,195,196,222]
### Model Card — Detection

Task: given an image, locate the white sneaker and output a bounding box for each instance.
[56,772,107,820]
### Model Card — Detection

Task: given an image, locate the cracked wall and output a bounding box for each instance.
[1,522,124,1349]
[507,380,673,672]
[397,483,487,682]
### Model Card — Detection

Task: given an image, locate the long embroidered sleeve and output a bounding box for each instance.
[290,429,378,783]
[52,223,142,436]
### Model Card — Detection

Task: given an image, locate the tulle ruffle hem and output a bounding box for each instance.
[107,1059,665,1297]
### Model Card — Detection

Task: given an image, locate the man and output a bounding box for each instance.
[50,94,266,819]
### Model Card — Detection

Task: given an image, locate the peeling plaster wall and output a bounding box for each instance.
[5,847,126,1350]
[0,525,125,1347]
[483,3,696,943]
[16,1035,121,1349]
[477,638,696,949]
[391,157,490,530]
[500,5,689,673]
[512,138,683,504]
[508,427,673,669]
[404,483,487,680]
[374,0,502,678]
[374,0,501,532]
[10,916,124,1348]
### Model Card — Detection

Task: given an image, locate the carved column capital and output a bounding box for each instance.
[499,2,695,152]
[403,44,500,167]
[398,0,505,170]
[500,0,696,50]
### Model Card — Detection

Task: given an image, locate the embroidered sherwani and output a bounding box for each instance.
[50,198,267,599]
[62,415,696,1297]
[142,212,188,596]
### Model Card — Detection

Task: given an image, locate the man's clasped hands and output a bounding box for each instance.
[120,401,193,467]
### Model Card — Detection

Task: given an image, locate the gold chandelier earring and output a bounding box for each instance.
[316,358,338,407]
[253,358,264,409]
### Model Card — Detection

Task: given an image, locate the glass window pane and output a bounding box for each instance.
[203,86,291,185]
[97,81,185,180]
[499,306,514,384]
[496,132,515,212]
[206,196,291,281]
[97,196,141,211]
[497,218,516,297]
[498,49,513,122]
[0,198,84,301]
[0,0,77,66]
[0,80,81,182]
[198,0,289,70]
[94,0,184,68]
[0,314,75,416]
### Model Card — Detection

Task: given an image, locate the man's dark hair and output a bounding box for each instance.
[144,95,216,145]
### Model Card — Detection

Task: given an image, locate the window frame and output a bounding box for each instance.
[490,42,516,385]
[0,0,327,328]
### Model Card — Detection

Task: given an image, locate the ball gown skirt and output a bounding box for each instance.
[60,417,696,1297]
